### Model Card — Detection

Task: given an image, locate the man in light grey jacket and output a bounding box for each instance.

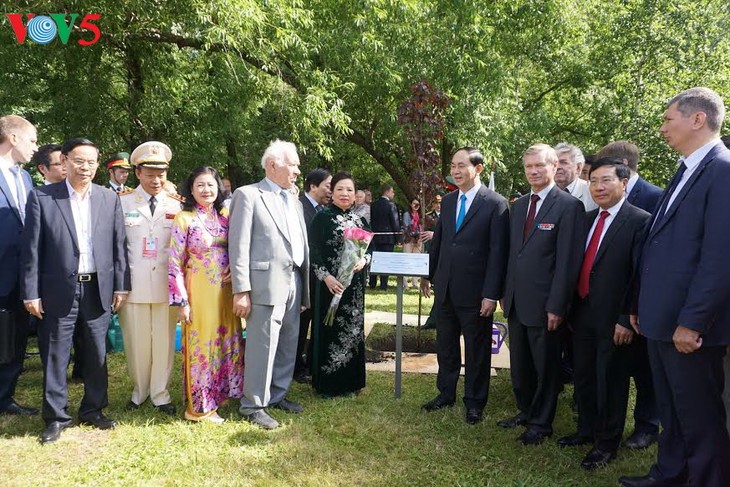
[229,139,310,430]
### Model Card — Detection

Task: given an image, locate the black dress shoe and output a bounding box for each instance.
[618,474,663,487]
[154,403,176,415]
[0,400,39,416]
[243,410,279,429]
[623,431,658,450]
[421,396,455,412]
[465,408,483,425]
[270,398,303,413]
[125,400,141,411]
[40,421,72,444]
[293,372,312,384]
[497,413,527,429]
[557,433,593,448]
[79,413,117,430]
[580,447,616,470]
[517,429,551,446]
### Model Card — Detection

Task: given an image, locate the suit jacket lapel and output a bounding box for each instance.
[0,171,23,224]
[257,180,291,243]
[593,205,628,266]
[522,187,558,248]
[54,183,80,251]
[456,186,486,233]
[90,186,103,242]
[650,144,720,237]
[442,192,458,238]
[152,193,167,223]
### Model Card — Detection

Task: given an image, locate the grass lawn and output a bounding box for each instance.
[1,298,656,486]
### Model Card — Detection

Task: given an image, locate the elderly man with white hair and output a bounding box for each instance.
[228,139,310,429]
[554,142,597,211]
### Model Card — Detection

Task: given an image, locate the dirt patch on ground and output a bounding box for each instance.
[366,323,437,360]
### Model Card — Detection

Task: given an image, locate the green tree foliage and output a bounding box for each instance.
[1,0,728,196]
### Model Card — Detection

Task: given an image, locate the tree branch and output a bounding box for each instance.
[108,29,303,93]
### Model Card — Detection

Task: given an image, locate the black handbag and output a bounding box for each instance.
[0,308,17,365]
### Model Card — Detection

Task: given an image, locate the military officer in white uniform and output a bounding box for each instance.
[118,141,182,414]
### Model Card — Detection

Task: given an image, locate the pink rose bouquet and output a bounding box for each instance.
[324,227,374,326]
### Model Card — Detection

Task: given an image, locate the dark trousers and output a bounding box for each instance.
[39,281,110,424]
[627,334,659,434]
[0,287,30,410]
[435,291,492,410]
[572,306,632,451]
[294,307,312,377]
[368,243,394,289]
[508,310,561,434]
[647,340,730,486]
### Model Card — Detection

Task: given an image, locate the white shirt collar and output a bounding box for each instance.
[458,179,482,200]
[65,179,92,200]
[600,196,625,216]
[531,181,555,200]
[0,156,18,170]
[265,177,286,195]
[625,173,639,195]
[304,192,319,208]
[564,178,578,194]
[140,187,165,202]
[681,138,722,172]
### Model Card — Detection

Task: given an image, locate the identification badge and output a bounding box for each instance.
[142,237,158,259]
[537,223,555,231]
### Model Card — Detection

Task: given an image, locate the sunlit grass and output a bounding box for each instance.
[1,296,654,486]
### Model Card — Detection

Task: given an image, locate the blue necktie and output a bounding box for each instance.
[9,165,26,222]
[455,194,467,231]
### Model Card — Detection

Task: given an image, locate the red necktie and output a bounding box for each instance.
[522,194,540,242]
[577,210,610,298]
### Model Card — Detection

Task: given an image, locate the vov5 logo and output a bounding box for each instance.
[6,14,101,46]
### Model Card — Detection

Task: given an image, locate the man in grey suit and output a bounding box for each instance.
[22,137,130,443]
[229,139,310,430]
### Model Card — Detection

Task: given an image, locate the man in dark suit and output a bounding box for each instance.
[21,138,131,444]
[368,183,400,290]
[420,147,509,424]
[294,168,331,383]
[596,140,663,451]
[498,143,585,445]
[0,115,38,417]
[556,157,651,470]
[619,87,730,487]
[33,143,65,185]
[598,140,663,213]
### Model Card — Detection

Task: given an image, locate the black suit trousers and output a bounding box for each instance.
[39,280,110,424]
[507,309,561,434]
[627,334,659,434]
[571,300,632,451]
[647,340,730,486]
[295,307,313,375]
[435,291,492,410]
[0,286,30,409]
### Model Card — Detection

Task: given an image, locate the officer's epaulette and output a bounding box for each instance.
[167,191,185,203]
[117,188,135,196]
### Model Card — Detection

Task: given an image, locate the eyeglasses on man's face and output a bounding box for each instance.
[69,158,99,168]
